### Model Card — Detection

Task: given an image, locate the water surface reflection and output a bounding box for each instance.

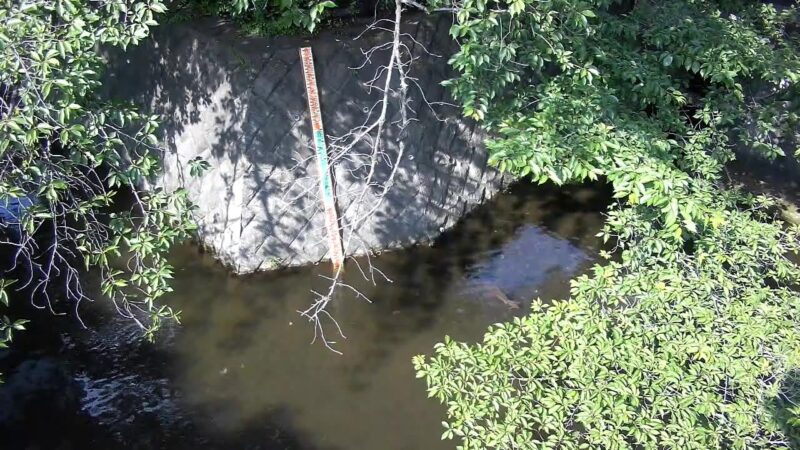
[159,181,609,450]
[9,181,610,449]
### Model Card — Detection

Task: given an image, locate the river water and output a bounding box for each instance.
[5,181,609,450]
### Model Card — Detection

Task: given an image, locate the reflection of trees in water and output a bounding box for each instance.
[3,178,612,449]
[154,180,611,450]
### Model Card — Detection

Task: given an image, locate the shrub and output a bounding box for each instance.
[172,0,337,34]
[0,0,196,343]
[414,0,800,448]
[415,208,800,448]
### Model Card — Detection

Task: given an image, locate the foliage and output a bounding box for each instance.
[0,0,196,340]
[416,210,800,449]
[173,0,336,34]
[414,0,800,448]
[0,278,27,348]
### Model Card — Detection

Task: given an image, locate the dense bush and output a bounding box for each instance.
[414,0,800,448]
[415,209,800,448]
[172,0,337,34]
[0,0,196,344]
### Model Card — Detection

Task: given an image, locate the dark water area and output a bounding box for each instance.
[2,181,611,450]
[729,151,800,205]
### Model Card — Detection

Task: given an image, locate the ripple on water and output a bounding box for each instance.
[19,181,612,449]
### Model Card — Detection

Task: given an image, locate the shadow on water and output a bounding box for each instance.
[2,180,611,450]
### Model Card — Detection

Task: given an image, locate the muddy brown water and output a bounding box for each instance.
[5,181,610,450]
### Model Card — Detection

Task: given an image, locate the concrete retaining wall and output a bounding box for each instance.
[104,14,510,273]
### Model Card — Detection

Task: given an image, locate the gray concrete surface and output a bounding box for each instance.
[104,14,510,273]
